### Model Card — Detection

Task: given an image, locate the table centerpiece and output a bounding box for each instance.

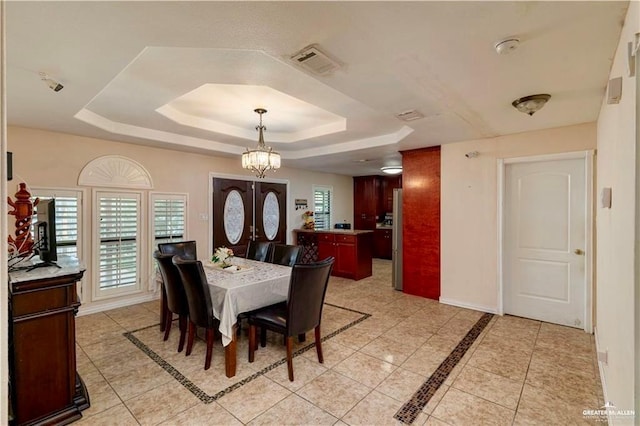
[211,246,234,268]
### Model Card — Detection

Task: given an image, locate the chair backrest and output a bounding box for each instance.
[286,257,334,336]
[270,244,303,267]
[153,251,189,315]
[158,240,197,260]
[246,241,273,262]
[172,256,216,328]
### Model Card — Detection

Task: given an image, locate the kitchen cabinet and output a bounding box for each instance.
[296,230,373,280]
[9,259,90,425]
[381,175,402,213]
[318,233,355,276]
[374,228,393,259]
[353,175,402,230]
[353,176,380,230]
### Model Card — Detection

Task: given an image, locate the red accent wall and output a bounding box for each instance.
[401,147,440,300]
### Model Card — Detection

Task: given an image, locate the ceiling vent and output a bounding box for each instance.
[291,44,341,75]
[395,110,425,122]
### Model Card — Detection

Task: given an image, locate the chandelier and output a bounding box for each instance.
[241,108,281,178]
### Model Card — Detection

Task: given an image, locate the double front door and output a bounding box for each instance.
[212,178,287,257]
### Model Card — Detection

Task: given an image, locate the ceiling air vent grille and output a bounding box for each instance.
[291,44,340,75]
[395,110,425,122]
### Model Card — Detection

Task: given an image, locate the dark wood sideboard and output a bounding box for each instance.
[8,259,90,425]
[295,229,373,280]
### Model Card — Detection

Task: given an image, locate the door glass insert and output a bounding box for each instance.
[223,190,245,244]
[262,191,279,240]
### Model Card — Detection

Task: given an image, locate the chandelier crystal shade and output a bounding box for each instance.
[241,108,281,178]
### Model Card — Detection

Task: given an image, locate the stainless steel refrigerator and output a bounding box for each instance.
[392,188,403,290]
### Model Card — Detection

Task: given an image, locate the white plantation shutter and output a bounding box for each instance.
[98,193,140,291]
[52,197,79,257]
[31,191,81,258]
[153,195,186,246]
[314,187,332,230]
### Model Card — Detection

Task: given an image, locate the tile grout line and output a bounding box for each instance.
[122,303,371,404]
[393,312,494,425]
[512,320,541,423]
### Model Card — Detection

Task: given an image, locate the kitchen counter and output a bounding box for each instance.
[376,224,393,229]
[295,229,373,280]
[295,228,374,235]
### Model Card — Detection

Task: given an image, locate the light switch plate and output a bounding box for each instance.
[601,187,612,209]
[597,350,608,365]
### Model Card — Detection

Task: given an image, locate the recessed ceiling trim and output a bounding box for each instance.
[156,83,348,143]
[75,108,244,154]
[156,104,347,143]
[75,108,412,160]
[285,126,414,160]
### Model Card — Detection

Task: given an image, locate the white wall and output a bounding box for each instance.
[440,123,596,312]
[1,2,9,421]
[7,126,353,313]
[595,1,638,417]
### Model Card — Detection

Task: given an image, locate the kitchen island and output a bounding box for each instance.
[295,229,374,280]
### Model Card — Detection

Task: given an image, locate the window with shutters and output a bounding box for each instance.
[313,186,332,230]
[151,193,187,248]
[94,191,141,297]
[31,189,82,259]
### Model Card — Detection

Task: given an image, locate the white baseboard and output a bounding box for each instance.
[593,327,610,418]
[78,293,160,316]
[439,297,498,314]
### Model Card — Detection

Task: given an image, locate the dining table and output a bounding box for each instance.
[202,257,292,377]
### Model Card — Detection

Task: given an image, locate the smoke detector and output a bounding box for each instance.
[291,44,341,75]
[395,110,424,122]
[494,38,520,55]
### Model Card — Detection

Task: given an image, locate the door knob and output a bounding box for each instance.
[574,249,585,255]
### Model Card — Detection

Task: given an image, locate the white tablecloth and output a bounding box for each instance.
[204,258,292,346]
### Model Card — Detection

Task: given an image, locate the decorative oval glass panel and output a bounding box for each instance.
[262,192,280,241]
[223,190,244,244]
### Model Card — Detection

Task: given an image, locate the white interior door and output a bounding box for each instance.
[504,158,587,328]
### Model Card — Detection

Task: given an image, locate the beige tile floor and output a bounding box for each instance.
[74,259,605,425]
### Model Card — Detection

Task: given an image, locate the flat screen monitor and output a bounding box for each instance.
[35,199,57,264]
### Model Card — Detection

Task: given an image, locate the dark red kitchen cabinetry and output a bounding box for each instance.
[353,176,380,230]
[353,175,402,231]
[297,230,373,280]
[374,228,393,259]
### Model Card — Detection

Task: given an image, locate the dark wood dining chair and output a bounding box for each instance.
[158,240,198,259]
[246,240,273,262]
[248,257,334,381]
[269,244,303,267]
[153,251,189,352]
[157,241,197,332]
[172,256,220,370]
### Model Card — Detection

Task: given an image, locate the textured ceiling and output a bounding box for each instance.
[6,1,628,176]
